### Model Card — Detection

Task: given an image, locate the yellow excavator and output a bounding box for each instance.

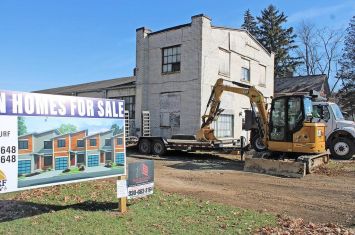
[197,78,329,177]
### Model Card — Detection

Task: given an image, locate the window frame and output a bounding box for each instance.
[117,138,123,145]
[77,139,84,148]
[57,139,66,148]
[111,96,135,120]
[89,138,97,147]
[259,64,266,86]
[43,140,53,150]
[104,138,112,146]
[213,114,234,138]
[241,58,251,82]
[218,48,231,77]
[162,45,181,74]
[18,140,29,150]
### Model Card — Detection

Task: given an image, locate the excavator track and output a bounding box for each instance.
[244,151,329,178]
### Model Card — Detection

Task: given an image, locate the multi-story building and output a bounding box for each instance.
[18,129,61,174]
[37,14,274,141]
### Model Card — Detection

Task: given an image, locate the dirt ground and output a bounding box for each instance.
[128,150,355,227]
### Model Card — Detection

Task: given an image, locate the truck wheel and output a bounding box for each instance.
[251,134,267,152]
[330,137,354,160]
[152,140,166,155]
[138,139,151,154]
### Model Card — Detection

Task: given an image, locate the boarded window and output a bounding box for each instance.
[160,93,181,128]
[213,114,234,138]
[259,65,266,85]
[219,49,230,76]
[241,58,250,82]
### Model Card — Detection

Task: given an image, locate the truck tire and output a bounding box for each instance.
[152,140,166,155]
[138,139,151,154]
[251,133,267,152]
[329,137,354,160]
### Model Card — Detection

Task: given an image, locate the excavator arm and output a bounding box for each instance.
[197,78,269,145]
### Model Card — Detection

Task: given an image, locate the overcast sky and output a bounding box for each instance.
[0,0,354,91]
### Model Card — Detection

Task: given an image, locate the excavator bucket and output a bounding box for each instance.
[244,152,329,178]
[196,127,218,142]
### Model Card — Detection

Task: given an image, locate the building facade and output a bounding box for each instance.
[135,14,274,139]
[37,14,274,141]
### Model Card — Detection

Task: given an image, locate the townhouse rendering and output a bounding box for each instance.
[18,128,125,175]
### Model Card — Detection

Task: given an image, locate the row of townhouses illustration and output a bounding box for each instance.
[18,129,125,175]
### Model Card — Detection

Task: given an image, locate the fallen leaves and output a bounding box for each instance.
[256,215,354,235]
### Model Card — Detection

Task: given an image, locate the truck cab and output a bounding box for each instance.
[313,102,355,159]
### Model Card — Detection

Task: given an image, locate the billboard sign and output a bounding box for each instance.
[0,90,126,193]
[127,160,154,199]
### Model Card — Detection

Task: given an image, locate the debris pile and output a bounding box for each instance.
[256,215,354,235]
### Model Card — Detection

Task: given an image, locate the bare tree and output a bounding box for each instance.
[316,28,344,79]
[296,21,321,75]
[296,22,344,82]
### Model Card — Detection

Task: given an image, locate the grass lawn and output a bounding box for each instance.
[0,179,276,234]
[60,167,81,176]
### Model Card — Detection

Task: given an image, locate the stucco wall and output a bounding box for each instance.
[135,16,203,137]
[136,15,274,140]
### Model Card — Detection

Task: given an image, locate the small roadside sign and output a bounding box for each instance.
[127,160,154,199]
[116,179,128,198]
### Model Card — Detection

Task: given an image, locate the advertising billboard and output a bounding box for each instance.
[0,90,126,193]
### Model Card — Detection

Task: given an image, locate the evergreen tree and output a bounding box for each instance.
[241,9,259,37]
[336,16,355,120]
[18,117,27,136]
[257,5,300,78]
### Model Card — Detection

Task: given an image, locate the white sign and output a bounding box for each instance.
[0,116,18,193]
[0,90,127,194]
[128,182,154,199]
[117,180,128,198]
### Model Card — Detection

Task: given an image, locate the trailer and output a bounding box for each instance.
[137,134,247,157]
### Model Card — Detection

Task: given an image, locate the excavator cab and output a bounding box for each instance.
[267,95,326,154]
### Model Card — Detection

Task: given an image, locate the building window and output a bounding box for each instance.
[18,140,29,150]
[241,58,250,82]
[162,45,181,73]
[117,138,123,145]
[213,114,234,138]
[57,139,66,148]
[218,49,230,76]
[89,139,97,147]
[105,138,112,146]
[112,96,135,119]
[44,141,52,149]
[259,64,266,85]
[77,139,84,148]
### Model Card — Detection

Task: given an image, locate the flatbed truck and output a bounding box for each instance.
[137,134,246,156]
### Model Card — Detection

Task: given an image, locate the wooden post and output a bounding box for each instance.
[117,175,127,213]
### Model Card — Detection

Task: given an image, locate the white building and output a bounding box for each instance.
[135,14,274,140]
[38,14,274,141]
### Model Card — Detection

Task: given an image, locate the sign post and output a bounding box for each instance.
[117,175,127,213]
